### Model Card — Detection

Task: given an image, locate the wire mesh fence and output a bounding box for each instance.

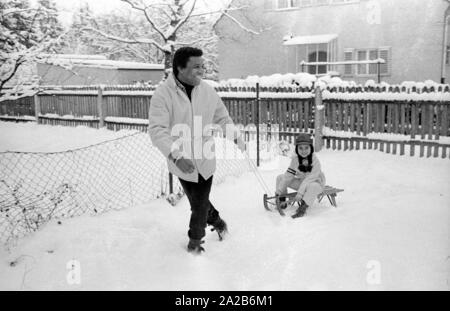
[0,132,253,247]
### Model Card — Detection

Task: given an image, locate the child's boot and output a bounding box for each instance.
[275,194,288,210]
[292,200,308,218]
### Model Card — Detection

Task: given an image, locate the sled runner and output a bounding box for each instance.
[263,185,344,215]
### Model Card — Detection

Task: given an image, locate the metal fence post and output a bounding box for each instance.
[256,82,260,167]
[377,61,381,83]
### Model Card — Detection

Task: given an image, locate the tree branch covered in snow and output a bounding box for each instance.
[80,0,262,78]
[219,10,260,35]
[0,0,64,102]
[81,26,169,52]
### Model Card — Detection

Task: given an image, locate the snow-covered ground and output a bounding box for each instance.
[0,121,449,290]
[0,121,138,153]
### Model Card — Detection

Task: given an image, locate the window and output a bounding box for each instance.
[357,49,378,75]
[345,47,391,76]
[276,0,299,9]
[357,50,367,75]
[368,50,378,74]
[308,51,327,75]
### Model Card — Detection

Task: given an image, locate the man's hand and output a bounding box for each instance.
[169,153,195,174]
[234,138,247,153]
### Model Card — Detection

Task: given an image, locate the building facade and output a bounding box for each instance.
[215,0,450,84]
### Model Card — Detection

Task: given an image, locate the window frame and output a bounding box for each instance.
[307,50,328,75]
[275,0,299,10]
[354,47,391,77]
[355,48,379,76]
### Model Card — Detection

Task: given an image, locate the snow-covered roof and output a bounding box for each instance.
[41,54,108,60]
[283,34,338,46]
[68,59,164,70]
[40,55,164,70]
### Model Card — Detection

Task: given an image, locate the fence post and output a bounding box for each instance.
[34,93,40,124]
[377,61,381,83]
[256,82,260,167]
[97,86,105,128]
[314,87,324,152]
[169,172,173,196]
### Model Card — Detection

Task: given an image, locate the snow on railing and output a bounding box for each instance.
[40,113,98,120]
[3,75,450,103]
[323,127,450,144]
[322,90,450,102]
[216,73,450,95]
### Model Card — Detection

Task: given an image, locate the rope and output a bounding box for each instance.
[242,149,272,195]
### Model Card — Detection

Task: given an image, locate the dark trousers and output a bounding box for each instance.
[179,174,220,240]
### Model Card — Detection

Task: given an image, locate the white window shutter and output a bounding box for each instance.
[378,47,391,76]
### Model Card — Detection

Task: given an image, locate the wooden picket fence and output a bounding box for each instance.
[324,100,449,139]
[1,84,450,159]
[322,136,450,159]
[0,96,35,117]
[222,97,314,142]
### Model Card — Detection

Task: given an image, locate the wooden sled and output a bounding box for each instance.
[263,185,344,216]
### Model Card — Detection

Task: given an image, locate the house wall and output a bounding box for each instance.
[216,0,449,84]
[116,69,163,84]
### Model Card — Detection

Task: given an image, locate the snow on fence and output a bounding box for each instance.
[320,86,450,158]
[324,96,449,138]
[322,135,450,159]
[1,84,450,159]
[0,132,252,246]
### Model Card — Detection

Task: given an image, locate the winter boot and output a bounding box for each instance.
[275,194,288,210]
[187,238,205,254]
[292,200,309,218]
[210,218,228,241]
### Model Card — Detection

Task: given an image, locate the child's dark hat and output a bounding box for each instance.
[295,133,313,145]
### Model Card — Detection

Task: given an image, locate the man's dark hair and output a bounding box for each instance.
[172,47,203,77]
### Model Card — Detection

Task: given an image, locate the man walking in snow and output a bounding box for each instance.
[148,47,246,254]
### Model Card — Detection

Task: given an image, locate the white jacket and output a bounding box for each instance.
[148,73,240,183]
[285,153,326,196]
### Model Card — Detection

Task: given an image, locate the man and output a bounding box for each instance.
[148,47,246,254]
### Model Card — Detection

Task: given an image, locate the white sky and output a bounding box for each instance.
[51,0,226,26]
[56,0,129,15]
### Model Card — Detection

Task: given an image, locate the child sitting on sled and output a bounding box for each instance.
[275,133,326,218]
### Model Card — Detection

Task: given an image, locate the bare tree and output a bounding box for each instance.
[82,0,265,77]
